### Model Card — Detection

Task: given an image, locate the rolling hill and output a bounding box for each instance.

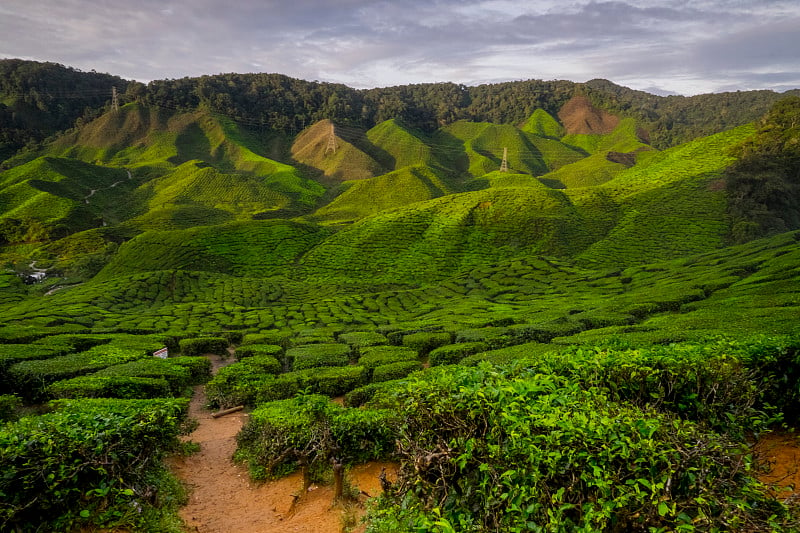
[1,61,799,533]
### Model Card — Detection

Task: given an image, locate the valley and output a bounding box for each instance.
[0,60,799,532]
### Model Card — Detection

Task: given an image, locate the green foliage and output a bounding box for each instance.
[287,343,351,371]
[338,331,389,350]
[402,331,453,357]
[235,343,283,360]
[371,361,422,383]
[178,336,228,357]
[0,397,188,532]
[358,346,419,371]
[725,96,800,242]
[8,344,150,401]
[344,380,405,408]
[428,342,488,366]
[47,375,171,399]
[0,394,21,422]
[255,366,368,402]
[368,364,794,532]
[235,395,396,480]
[205,354,283,408]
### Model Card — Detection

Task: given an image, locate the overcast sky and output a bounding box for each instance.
[1,0,799,96]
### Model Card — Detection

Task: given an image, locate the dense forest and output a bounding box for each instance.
[3,58,799,165]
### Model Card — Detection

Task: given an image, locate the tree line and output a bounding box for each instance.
[2,58,799,163]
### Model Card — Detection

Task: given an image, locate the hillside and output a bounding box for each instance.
[1,62,799,533]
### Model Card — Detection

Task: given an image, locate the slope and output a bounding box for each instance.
[573,124,757,266]
[291,120,388,182]
[311,165,454,224]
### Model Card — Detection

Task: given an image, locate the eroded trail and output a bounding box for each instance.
[170,354,389,533]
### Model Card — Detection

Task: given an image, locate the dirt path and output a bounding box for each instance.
[756,431,800,504]
[170,354,393,533]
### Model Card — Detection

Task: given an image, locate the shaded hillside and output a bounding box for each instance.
[0,59,130,163]
[290,119,387,181]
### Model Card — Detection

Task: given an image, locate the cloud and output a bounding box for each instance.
[0,0,798,95]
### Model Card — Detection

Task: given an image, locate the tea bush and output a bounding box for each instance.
[401,332,452,356]
[255,366,368,402]
[235,344,283,360]
[287,343,351,371]
[428,342,488,366]
[205,354,283,408]
[367,364,794,532]
[8,345,149,401]
[372,361,422,383]
[235,395,395,481]
[47,375,171,399]
[0,398,188,532]
[0,394,21,422]
[178,336,228,356]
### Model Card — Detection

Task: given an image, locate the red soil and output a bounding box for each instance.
[169,354,395,533]
[558,95,620,135]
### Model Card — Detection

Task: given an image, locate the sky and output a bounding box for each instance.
[1,0,799,96]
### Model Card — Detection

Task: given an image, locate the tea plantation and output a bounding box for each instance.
[1,92,799,532]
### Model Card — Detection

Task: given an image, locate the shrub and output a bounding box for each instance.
[337,331,388,352]
[8,345,149,401]
[241,331,292,347]
[47,375,171,399]
[0,398,188,532]
[0,394,21,422]
[235,344,283,360]
[428,342,489,366]
[453,327,509,349]
[235,395,396,482]
[167,356,213,384]
[178,337,228,357]
[92,357,192,390]
[344,381,403,408]
[206,355,283,408]
[372,361,422,383]
[358,346,419,372]
[254,366,367,402]
[401,331,452,356]
[368,365,794,532]
[287,343,351,371]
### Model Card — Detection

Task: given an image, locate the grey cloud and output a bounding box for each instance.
[1,0,798,94]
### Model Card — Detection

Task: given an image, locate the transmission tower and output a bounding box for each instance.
[500,147,508,172]
[325,123,337,155]
[111,86,119,112]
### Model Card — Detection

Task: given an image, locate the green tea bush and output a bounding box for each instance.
[401,331,453,356]
[93,357,202,392]
[0,398,188,532]
[8,345,149,401]
[255,366,368,402]
[367,365,794,532]
[337,331,389,352]
[166,356,212,384]
[287,343,351,371]
[205,355,283,408]
[0,394,21,422]
[235,344,283,360]
[358,346,419,371]
[236,395,395,482]
[241,331,292,347]
[428,342,488,366]
[178,336,228,356]
[372,361,422,383]
[0,344,72,388]
[47,375,171,399]
[453,327,509,349]
[344,380,405,408]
